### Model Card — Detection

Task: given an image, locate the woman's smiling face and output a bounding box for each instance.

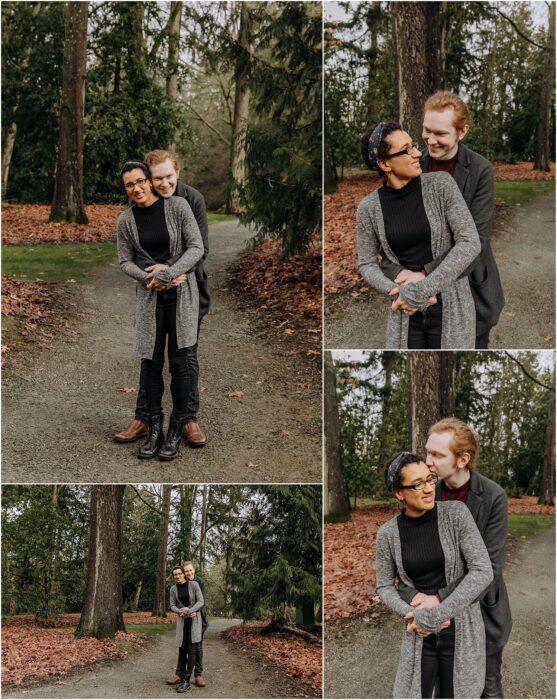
[122,167,152,206]
[394,460,436,516]
[380,130,422,181]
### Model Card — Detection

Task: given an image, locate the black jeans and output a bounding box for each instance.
[408,298,443,349]
[142,289,198,423]
[177,628,205,677]
[481,649,504,698]
[177,642,200,682]
[421,623,455,698]
[475,330,491,349]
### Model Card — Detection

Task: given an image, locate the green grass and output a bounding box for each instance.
[494,180,555,206]
[207,212,236,223]
[2,242,117,282]
[508,514,555,539]
[126,623,175,635]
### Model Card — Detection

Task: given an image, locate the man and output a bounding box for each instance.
[381,91,505,348]
[167,561,208,688]
[404,417,511,698]
[114,150,210,447]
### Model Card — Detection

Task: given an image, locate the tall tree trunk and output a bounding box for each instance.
[2,121,17,198]
[390,2,444,140]
[166,2,182,98]
[50,1,89,224]
[539,384,555,505]
[131,580,142,612]
[324,141,337,194]
[408,352,454,455]
[178,485,197,560]
[76,486,126,639]
[152,485,172,617]
[375,352,397,497]
[324,351,350,521]
[227,3,252,214]
[534,2,555,171]
[198,485,210,575]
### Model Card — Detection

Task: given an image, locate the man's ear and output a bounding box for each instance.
[457,452,470,469]
[458,124,469,141]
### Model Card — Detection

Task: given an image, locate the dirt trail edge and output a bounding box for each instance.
[325,192,555,349]
[325,527,555,699]
[3,221,320,483]
[3,618,313,699]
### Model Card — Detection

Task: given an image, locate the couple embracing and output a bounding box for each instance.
[167,561,208,693]
[114,150,209,460]
[376,417,512,699]
[357,91,505,349]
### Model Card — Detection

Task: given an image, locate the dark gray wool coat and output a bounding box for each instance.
[376,501,493,699]
[170,579,204,646]
[116,196,204,359]
[357,171,481,349]
[381,143,505,336]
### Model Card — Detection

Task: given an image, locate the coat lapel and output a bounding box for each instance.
[466,470,484,523]
[453,143,470,195]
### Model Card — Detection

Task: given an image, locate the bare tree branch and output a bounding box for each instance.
[129,485,164,515]
[182,101,231,145]
[482,3,547,50]
[504,351,554,391]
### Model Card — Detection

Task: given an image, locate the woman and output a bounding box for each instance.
[356,122,481,349]
[376,452,493,698]
[170,565,205,694]
[116,161,204,461]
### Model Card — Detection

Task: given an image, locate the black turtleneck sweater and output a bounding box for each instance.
[397,504,446,595]
[132,197,171,264]
[378,176,433,272]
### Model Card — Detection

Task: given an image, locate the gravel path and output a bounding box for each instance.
[3,618,312,699]
[325,527,555,698]
[324,192,555,349]
[2,221,321,484]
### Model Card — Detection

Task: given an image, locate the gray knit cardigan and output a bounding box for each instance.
[170,580,205,646]
[356,172,481,348]
[376,501,493,699]
[116,196,204,359]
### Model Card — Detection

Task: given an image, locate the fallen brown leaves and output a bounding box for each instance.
[2,204,125,246]
[508,496,555,515]
[325,163,555,299]
[492,162,555,181]
[221,622,322,693]
[3,612,176,630]
[228,237,322,361]
[2,275,76,368]
[324,504,398,621]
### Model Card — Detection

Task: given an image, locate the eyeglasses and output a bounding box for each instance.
[387,141,421,159]
[398,474,438,491]
[124,178,149,191]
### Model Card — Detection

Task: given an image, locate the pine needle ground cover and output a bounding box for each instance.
[221,622,322,695]
[325,498,555,622]
[1,612,175,687]
[324,164,555,301]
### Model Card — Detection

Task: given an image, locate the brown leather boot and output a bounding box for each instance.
[114,419,149,443]
[195,676,206,687]
[183,422,207,448]
[166,673,181,685]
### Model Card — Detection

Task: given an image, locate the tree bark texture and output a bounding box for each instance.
[198,485,210,575]
[324,351,351,521]
[390,2,444,141]
[152,485,172,617]
[539,381,555,505]
[534,2,555,171]
[227,3,252,214]
[50,1,89,224]
[408,352,454,455]
[76,485,126,639]
[166,2,182,98]
[178,485,197,561]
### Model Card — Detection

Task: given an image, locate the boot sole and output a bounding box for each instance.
[114,434,148,444]
[158,452,180,461]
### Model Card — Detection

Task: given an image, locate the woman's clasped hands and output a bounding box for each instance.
[404,592,451,638]
[145,263,188,292]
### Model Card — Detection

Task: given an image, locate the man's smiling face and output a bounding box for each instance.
[422,107,467,161]
[150,158,179,198]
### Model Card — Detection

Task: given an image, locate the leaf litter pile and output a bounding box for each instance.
[325,504,398,621]
[228,237,322,364]
[1,612,176,687]
[222,622,322,694]
[325,163,555,300]
[2,204,124,246]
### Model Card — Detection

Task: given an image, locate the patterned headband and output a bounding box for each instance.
[386,451,413,490]
[367,122,387,175]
